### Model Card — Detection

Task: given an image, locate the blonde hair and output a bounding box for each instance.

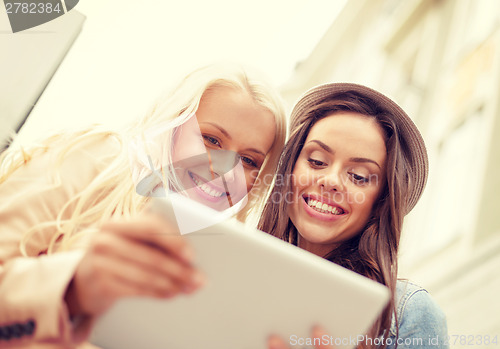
[0,63,287,255]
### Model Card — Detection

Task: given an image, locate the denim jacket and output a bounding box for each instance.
[385,280,449,349]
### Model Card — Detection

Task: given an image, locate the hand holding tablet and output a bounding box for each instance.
[90,194,389,349]
[65,212,204,319]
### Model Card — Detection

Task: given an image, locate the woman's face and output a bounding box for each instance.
[288,112,387,257]
[172,86,276,211]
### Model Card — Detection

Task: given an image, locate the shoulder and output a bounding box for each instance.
[388,280,449,348]
[0,129,124,258]
[43,129,122,177]
[0,129,123,205]
[3,128,122,175]
[395,280,447,326]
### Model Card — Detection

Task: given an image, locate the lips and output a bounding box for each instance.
[303,195,347,216]
[188,171,227,198]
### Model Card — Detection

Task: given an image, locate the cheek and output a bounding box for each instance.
[244,168,260,190]
[171,144,186,164]
[349,187,380,218]
[291,176,302,199]
[291,163,311,192]
[172,134,205,164]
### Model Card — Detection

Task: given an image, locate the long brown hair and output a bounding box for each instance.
[258,91,414,348]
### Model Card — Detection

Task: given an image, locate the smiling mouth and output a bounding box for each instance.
[188,171,227,198]
[304,197,345,215]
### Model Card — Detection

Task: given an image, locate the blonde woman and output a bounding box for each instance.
[0,64,286,348]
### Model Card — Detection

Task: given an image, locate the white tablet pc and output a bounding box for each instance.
[90,194,389,349]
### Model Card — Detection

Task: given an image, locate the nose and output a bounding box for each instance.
[206,149,239,182]
[222,167,236,182]
[316,169,344,193]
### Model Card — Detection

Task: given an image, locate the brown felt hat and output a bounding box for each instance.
[289,82,429,214]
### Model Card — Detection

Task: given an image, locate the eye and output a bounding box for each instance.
[202,135,221,148]
[349,172,369,184]
[240,155,258,168]
[307,158,327,168]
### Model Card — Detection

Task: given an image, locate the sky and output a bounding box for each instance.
[75,0,346,86]
[14,0,347,143]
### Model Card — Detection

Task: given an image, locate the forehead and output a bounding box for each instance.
[306,112,387,159]
[198,86,257,119]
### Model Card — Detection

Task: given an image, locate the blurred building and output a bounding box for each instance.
[280,0,500,345]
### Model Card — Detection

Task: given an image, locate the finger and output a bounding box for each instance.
[312,326,334,349]
[90,273,177,316]
[101,214,194,264]
[267,335,289,349]
[74,255,178,317]
[92,252,183,297]
[93,232,203,290]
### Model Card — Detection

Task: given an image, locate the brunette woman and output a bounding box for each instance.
[261,83,448,349]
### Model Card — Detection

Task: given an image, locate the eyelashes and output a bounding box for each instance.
[307,157,370,185]
[307,158,326,168]
[203,135,220,147]
[202,135,259,168]
[349,172,369,184]
[239,156,258,168]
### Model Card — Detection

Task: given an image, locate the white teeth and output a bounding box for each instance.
[191,174,223,197]
[307,198,343,215]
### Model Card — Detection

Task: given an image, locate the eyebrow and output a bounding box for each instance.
[307,140,381,169]
[200,121,266,157]
[309,140,333,153]
[200,122,231,140]
[350,157,381,169]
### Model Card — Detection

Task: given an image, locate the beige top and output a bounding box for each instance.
[0,135,120,348]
